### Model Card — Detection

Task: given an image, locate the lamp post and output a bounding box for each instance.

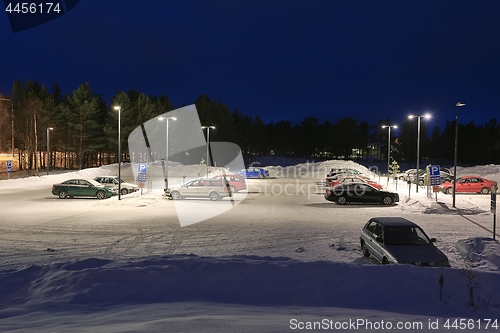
[202,126,215,178]
[46,127,53,175]
[382,125,397,185]
[408,113,430,193]
[0,97,14,157]
[159,116,177,193]
[453,102,466,207]
[113,105,122,200]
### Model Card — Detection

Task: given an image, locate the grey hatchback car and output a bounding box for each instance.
[360,217,450,267]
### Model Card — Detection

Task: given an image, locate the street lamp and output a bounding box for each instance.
[408,113,431,193]
[453,102,466,207]
[46,127,53,175]
[202,125,216,178]
[158,116,177,194]
[382,125,397,185]
[113,105,122,200]
[0,97,14,157]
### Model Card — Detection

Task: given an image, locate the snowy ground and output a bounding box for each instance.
[0,160,500,332]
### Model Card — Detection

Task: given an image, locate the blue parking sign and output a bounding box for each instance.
[138,163,147,173]
[7,160,12,173]
[430,165,440,176]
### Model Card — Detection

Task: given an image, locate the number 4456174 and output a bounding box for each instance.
[443,319,498,330]
[5,3,62,14]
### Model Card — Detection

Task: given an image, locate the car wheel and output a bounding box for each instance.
[418,179,424,186]
[58,191,68,199]
[481,187,490,195]
[96,190,106,200]
[336,196,347,205]
[170,190,181,200]
[209,191,220,201]
[258,174,265,179]
[230,186,237,193]
[382,257,389,265]
[361,242,370,257]
[121,188,129,195]
[382,196,393,205]
[446,187,453,195]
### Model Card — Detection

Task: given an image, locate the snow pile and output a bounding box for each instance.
[265,160,377,179]
[455,238,500,270]
[1,255,500,318]
[457,165,500,184]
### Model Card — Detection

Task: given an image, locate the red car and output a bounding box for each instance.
[329,176,383,189]
[440,176,497,195]
[212,174,247,193]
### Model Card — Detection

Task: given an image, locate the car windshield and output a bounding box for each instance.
[384,226,431,245]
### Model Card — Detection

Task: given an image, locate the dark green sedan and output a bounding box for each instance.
[51,179,116,200]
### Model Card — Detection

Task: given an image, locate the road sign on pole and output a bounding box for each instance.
[137,163,147,195]
[429,165,441,199]
[492,185,497,240]
[7,160,12,179]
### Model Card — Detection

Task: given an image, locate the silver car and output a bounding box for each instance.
[360,217,450,267]
[169,178,230,201]
[93,176,139,195]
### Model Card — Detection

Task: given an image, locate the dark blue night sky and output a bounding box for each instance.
[1,1,499,130]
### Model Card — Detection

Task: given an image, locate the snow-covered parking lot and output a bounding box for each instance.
[1,160,500,332]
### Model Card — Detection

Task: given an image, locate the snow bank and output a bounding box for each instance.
[2,255,500,319]
[455,238,500,270]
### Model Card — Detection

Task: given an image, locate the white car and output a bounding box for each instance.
[168,178,230,201]
[93,176,139,195]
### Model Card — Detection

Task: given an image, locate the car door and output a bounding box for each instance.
[79,180,96,196]
[62,180,78,196]
[364,221,384,262]
[183,180,200,197]
[343,184,358,202]
[468,178,482,192]
[353,184,378,203]
[458,178,474,192]
[196,180,212,197]
[247,168,257,178]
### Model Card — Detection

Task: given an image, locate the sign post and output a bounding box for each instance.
[138,163,147,195]
[492,185,497,240]
[429,165,441,201]
[7,160,12,180]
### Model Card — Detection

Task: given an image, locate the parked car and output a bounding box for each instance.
[93,176,139,195]
[324,183,399,205]
[326,169,370,183]
[168,178,230,201]
[360,217,450,267]
[400,168,420,180]
[52,179,116,200]
[409,170,454,185]
[440,176,498,195]
[328,168,362,176]
[212,174,247,193]
[329,176,383,189]
[235,167,269,179]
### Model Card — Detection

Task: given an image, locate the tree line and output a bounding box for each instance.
[1,79,499,173]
